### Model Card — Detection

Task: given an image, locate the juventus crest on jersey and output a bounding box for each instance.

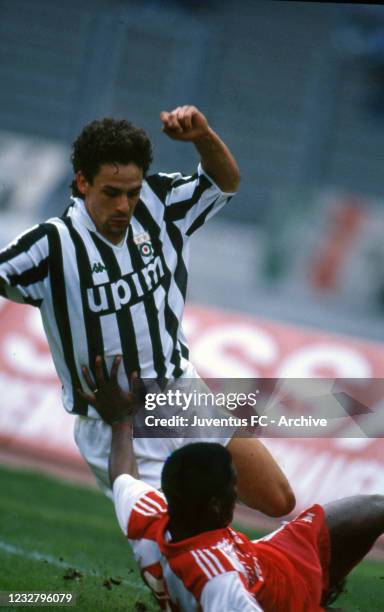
[0,165,233,416]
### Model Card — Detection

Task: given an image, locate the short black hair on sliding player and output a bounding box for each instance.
[70,118,153,198]
[161,443,237,532]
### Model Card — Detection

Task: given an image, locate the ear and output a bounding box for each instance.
[209,497,222,516]
[76,171,89,197]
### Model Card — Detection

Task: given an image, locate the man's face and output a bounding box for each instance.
[76,163,143,244]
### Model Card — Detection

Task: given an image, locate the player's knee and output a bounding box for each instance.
[270,484,296,517]
[368,494,384,513]
[237,480,295,517]
[370,493,384,504]
[261,482,296,517]
[351,494,384,513]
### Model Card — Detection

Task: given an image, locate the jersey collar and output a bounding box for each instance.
[68,197,97,232]
[68,197,127,248]
[157,515,233,558]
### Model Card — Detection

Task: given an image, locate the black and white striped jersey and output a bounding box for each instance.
[0,164,234,415]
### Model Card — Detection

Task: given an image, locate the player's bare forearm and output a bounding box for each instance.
[193,128,240,192]
[160,105,240,192]
[109,422,138,484]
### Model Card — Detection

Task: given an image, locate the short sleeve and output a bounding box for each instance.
[159,164,234,236]
[113,474,166,537]
[0,224,50,307]
[200,572,263,611]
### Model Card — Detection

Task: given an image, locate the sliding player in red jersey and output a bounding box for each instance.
[80,357,384,611]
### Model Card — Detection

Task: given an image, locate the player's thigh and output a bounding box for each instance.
[74,416,112,496]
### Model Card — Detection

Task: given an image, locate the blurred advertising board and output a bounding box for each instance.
[0,298,383,544]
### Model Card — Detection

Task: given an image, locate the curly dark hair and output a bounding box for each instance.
[70,118,153,198]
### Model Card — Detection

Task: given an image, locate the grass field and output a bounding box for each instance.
[0,464,383,611]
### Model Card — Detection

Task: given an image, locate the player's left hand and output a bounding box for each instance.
[78,355,141,425]
[160,105,210,142]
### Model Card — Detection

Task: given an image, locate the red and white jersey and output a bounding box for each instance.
[113,475,330,611]
[113,474,263,610]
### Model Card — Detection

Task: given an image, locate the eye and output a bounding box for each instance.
[103,187,120,197]
[128,188,141,198]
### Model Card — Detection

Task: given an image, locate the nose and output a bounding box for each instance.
[116,194,130,215]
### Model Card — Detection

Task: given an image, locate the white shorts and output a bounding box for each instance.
[74,365,233,497]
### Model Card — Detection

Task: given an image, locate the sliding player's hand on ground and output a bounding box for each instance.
[78,356,140,425]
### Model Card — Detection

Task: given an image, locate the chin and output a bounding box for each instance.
[104,225,128,240]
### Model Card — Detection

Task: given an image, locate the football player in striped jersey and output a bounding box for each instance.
[0,106,294,517]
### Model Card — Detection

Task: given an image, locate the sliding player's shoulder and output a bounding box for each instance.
[113,474,167,538]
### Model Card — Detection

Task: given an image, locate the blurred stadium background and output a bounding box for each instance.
[2,0,384,333]
[1,0,384,609]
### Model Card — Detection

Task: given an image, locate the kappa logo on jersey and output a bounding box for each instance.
[87,255,165,313]
[92,262,106,274]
